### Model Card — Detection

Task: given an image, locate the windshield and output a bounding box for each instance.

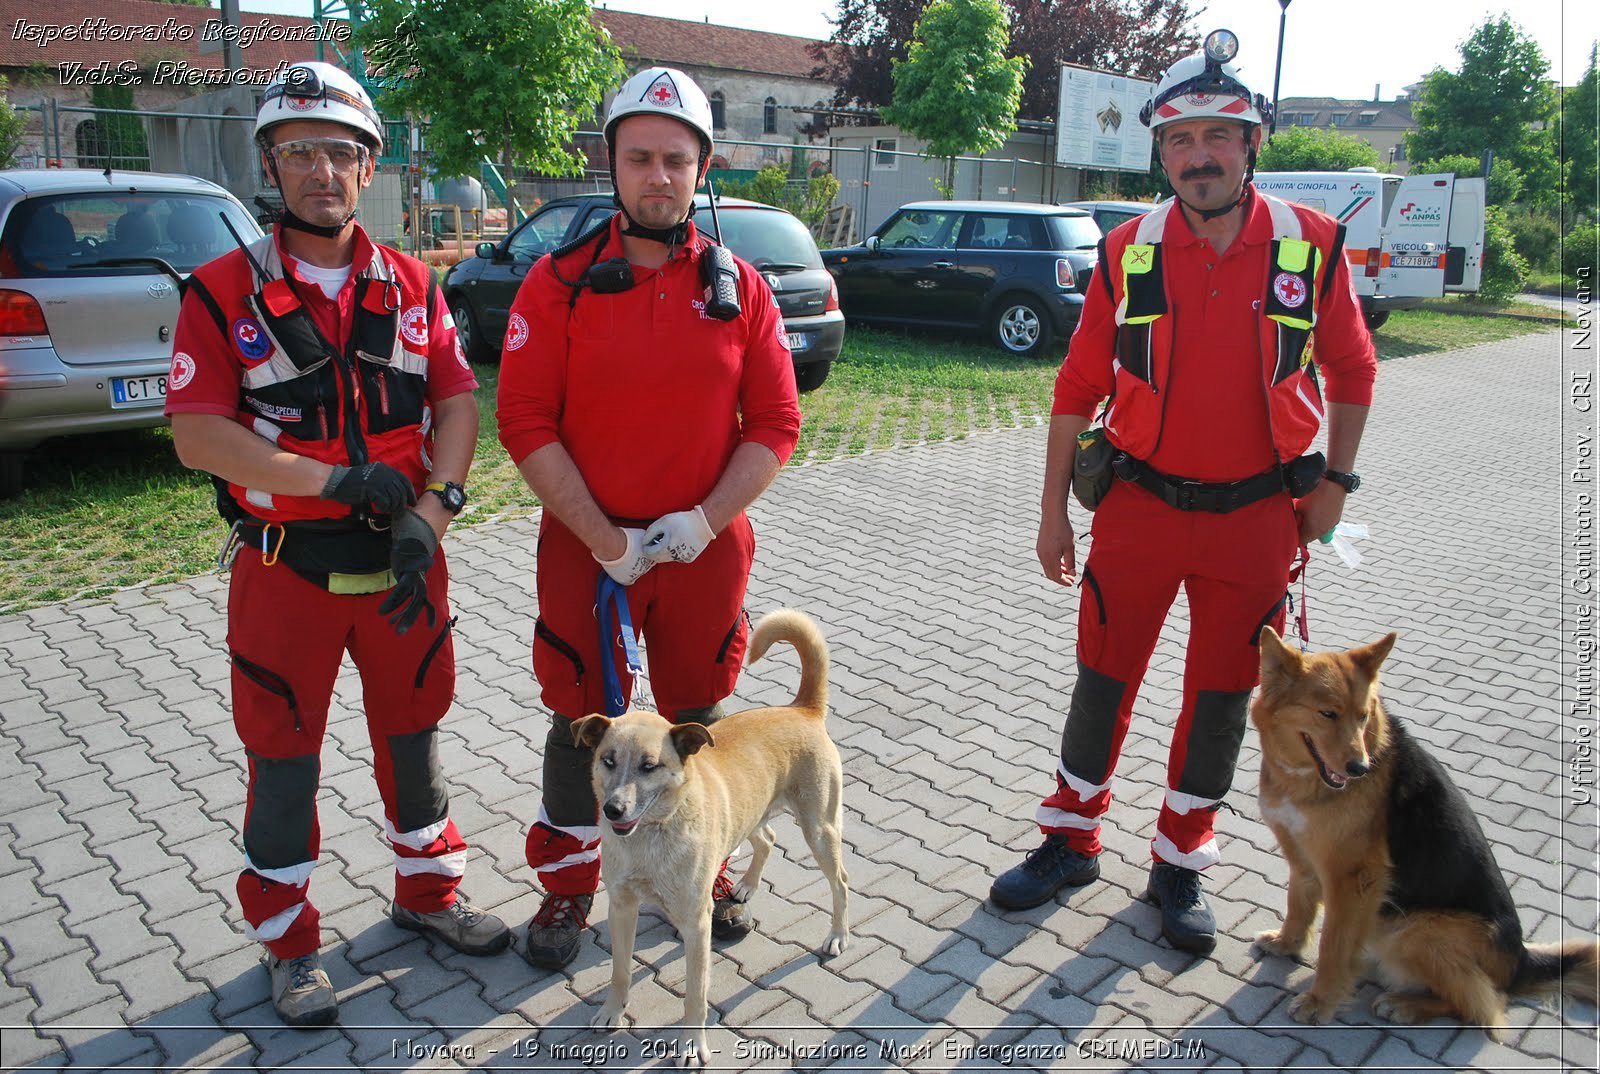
[691,205,822,269]
[1,190,262,277]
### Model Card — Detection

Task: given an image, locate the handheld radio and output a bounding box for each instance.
[700,179,741,321]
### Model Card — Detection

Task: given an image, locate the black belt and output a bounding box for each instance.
[230,515,393,577]
[1114,456,1292,514]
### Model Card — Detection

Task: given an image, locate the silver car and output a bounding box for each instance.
[0,169,263,496]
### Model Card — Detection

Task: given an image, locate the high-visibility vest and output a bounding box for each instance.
[1099,194,1346,461]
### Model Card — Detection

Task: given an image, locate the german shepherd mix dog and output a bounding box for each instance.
[1252,627,1598,1035]
[572,609,850,1070]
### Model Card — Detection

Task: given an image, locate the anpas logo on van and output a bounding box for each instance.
[1397,201,1445,225]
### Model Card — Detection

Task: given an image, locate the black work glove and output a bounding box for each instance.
[321,462,417,515]
[378,508,438,636]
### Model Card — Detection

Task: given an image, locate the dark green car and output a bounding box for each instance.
[443,193,844,392]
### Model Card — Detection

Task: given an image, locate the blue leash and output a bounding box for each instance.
[595,574,642,717]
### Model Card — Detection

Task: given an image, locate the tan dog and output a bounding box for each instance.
[1252,627,1598,1036]
[572,608,850,1069]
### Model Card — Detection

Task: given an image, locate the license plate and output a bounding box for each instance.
[1391,254,1436,268]
[786,332,810,352]
[111,375,168,408]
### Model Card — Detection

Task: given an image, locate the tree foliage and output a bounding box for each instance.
[359,0,623,178]
[1257,126,1379,173]
[1410,153,1526,206]
[813,0,1196,122]
[0,78,25,169]
[1407,16,1561,205]
[881,0,1026,197]
[1561,45,1598,220]
[85,85,149,170]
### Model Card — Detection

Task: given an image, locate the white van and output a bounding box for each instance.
[1253,168,1486,328]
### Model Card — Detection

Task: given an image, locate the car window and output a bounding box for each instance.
[877,210,958,250]
[579,206,617,234]
[692,205,822,269]
[508,202,580,259]
[0,191,260,276]
[1095,209,1142,233]
[1047,214,1103,249]
[963,213,1044,251]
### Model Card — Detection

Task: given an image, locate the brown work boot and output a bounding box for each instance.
[711,860,754,941]
[524,892,593,969]
[391,894,511,956]
[265,949,338,1027]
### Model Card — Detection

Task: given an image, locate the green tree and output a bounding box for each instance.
[1257,126,1380,172]
[1561,45,1597,220]
[1407,16,1562,205]
[85,84,149,170]
[1409,153,1525,206]
[717,163,841,232]
[0,77,25,169]
[359,0,623,178]
[880,0,1026,197]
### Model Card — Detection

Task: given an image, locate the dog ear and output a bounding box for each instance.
[571,714,612,749]
[1257,625,1302,681]
[669,722,715,759]
[1350,631,1398,676]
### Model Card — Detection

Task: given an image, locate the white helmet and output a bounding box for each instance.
[1140,29,1271,131]
[256,61,383,152]
[604,66,715,159]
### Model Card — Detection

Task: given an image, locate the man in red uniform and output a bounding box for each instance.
[497,66,802,969]
[166,62,509,1026]
[989,32,1378,954]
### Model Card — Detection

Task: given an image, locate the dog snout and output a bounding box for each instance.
[604,801,625,821]
[1345,758,1370,778]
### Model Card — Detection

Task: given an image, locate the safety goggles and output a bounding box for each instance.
[271,138,368,175]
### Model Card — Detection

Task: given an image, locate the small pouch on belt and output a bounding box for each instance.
[1282,451,1327,498]
[1072,426,1116,511]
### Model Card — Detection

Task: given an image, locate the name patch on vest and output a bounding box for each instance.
[1273,272,1308,309]
[247,398,303,422]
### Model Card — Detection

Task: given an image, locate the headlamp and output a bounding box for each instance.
[1204,29,1239,68]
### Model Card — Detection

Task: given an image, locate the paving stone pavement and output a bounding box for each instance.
[1,329,1596,1072]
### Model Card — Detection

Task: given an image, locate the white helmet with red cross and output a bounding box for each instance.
[1139,29,1272,131]
[255,61,383,152]
[604,66,715,161]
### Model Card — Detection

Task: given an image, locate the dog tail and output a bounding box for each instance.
[746,608,828,715]
[1512,939,1600,1004]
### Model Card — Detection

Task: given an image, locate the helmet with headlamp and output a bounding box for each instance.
[1140,30,1273,132]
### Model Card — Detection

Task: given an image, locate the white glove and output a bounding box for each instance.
[642,506,716,564]
[594,527,658,586]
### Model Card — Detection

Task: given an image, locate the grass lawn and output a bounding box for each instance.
[0,300,1571,615]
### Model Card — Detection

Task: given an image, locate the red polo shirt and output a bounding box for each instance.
[1054,189,1376,482]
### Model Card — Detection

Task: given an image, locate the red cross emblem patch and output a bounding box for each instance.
[1273,271,1308,309]
[400,304,429,346]
[647,76,679,107]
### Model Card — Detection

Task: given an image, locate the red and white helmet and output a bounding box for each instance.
[1140,29,1272,131]
[255,61,383,152]
[604,66,715,159]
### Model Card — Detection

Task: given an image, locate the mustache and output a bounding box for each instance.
[1180,165,1225,181]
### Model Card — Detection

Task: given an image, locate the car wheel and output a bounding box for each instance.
[0,453,23,499]
[1364,309,1390,331]
[993,295,1053,358]
[794,360,832,393]
[451,297,491,364]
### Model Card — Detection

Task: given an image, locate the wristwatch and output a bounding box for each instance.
[424,480,466,515]
[1323,469,1361,493]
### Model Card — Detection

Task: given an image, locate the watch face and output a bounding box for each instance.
[431,484,465,513]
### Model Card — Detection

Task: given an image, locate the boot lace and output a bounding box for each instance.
[711,861,738,903]
[286,954,320,990]
[1161,866,1205,910]
[1022,836,1078,877]
[533,893,590,929]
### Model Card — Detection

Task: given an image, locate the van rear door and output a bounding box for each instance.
[1443,177,1485,293]
[1380,173,1455,299]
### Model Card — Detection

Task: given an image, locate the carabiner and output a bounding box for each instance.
[261,523,286,567]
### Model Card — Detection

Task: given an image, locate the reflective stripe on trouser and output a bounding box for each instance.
[229,548,466,957]
[1036,482,1296,869]
[526,713,602,895]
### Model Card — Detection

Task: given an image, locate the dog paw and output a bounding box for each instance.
[590,1001,629,1032]
[731,882,755,904]
[822,930,851,958]
[1287,991,1340,1025]
[674,1035,707,1070]
[1372,991,1422,1024]
[1253,929,1305,959]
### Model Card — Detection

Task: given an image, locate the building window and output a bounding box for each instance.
[1358,110,1378,125]
[763,97,777,135]
[873,137,898,171]
[1331,112,1350,126]
[709,92,726,130]
[1393,142,1406,162]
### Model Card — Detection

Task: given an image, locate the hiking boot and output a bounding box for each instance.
[988,834,1100,910]
[391,895,511,956]
[711,862,754,942]
[524,892,593,969]
[265,950,338,1028]
[1145,862,1217,954]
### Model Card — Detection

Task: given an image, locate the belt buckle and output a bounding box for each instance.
[1173,478,1204,512]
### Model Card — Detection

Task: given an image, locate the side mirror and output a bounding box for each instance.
[864,235,880,253]
[476,241,497,260]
